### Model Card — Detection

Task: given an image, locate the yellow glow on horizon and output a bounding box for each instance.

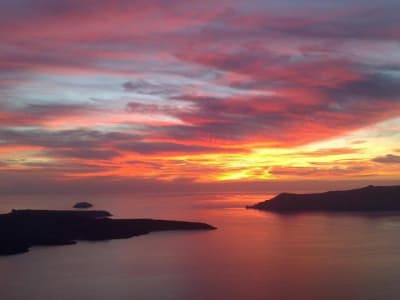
[1,118,399,182]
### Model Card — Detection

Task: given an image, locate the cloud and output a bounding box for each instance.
[372,154,400,164]
[1,165,398,196]
[269,165,370,178]
[298,148,360,157]
[117,141,226,154]
[326,72,400,100]
[0,0,399,190]
[46,149,119,160]
[0,103,92,126]
[123,79,181,96]
[0,128,129,149]
[0,128,131,166]
[151,89,400,146]
[0,126,243,170]
[126,101,185,116]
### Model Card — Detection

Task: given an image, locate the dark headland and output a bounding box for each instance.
[248,185,400,212]
[0,209,216,256]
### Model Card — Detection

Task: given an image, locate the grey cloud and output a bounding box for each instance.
[0,128,134,160]
[372,154,400,164]
[329,73,400,100]
[46,149,120,160]
[123,79,181,96]
[117,141,235,154]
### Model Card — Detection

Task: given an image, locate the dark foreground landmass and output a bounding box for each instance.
[0,209,216,256]
[248,185,400,212]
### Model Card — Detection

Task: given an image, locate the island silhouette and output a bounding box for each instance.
[0,209,216,256]
[248,185,400,212]
[73,202,93,209]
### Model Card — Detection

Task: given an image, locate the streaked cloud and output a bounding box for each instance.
[0,0,399,193]
[373,154,400,164]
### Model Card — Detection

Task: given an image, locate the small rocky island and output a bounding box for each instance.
[73,201,93,209]
[0,209,216,255]
[248,185,400,212]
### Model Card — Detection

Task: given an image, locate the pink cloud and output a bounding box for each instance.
[0,0,399,192]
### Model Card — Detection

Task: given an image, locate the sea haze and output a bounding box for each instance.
[1,193,400,300]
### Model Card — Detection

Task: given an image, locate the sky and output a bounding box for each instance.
[0,0,399,195]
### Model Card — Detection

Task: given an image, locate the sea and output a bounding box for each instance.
[1,192,400,300]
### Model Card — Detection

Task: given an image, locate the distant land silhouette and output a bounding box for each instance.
[0,210,216,256]
[248,185,400,212]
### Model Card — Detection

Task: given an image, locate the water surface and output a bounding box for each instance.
[1,193,400,300]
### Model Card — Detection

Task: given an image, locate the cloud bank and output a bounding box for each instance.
[0,0,399,193]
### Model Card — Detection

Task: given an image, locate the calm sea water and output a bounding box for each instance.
[1,193,400,300]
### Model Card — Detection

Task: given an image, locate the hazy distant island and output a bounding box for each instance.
[248,185,400,212]
[0,209,216,256]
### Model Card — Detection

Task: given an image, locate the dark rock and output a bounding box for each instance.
[0,210,216,256]
[248,185,400,212]
[73,202,93,209]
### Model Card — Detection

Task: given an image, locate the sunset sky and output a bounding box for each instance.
[1,0,399,195]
